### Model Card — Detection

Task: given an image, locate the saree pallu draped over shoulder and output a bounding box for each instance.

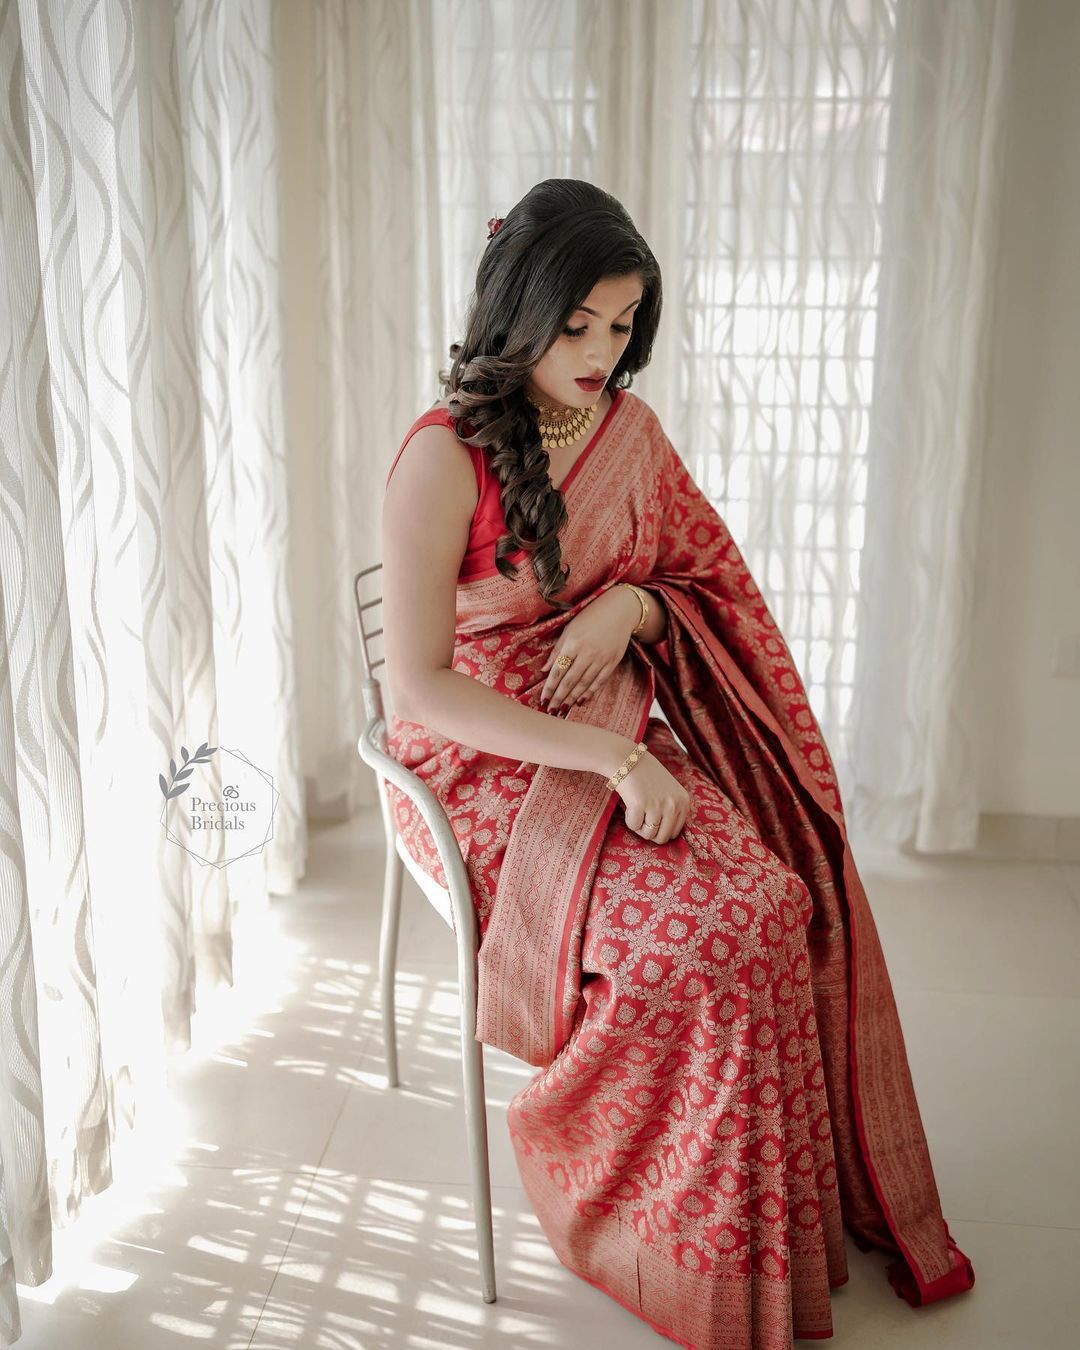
[384,390,975,1348]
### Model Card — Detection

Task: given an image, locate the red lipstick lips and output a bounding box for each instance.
[575,375,606,390]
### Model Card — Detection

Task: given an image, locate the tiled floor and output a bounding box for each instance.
[12,811,1080,1348]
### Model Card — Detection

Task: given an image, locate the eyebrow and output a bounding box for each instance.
[574,296,644,318]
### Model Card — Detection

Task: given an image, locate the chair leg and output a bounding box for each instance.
[378,843,404,1087]
[460,1024,497,1302]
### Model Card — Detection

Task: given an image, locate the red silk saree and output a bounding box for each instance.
[383,388,975,1348]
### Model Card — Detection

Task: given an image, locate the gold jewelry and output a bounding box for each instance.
[528,394,598,449]
[555,652,575,671]
[621,583,650,637]
[642,819,658,832]
[607,741,648,791]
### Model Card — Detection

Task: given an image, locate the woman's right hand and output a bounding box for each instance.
[614,749,689,845]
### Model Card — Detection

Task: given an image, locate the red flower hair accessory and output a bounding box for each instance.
[486,215,504,240]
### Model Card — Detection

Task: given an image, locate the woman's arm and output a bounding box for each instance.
[381,422,638,781]
[627,584,667,644]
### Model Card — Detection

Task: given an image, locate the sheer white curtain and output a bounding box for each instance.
[282,0,1014,851]
[0,1,301,1342]
[284,0,897,815]
[0,0,1018,1341]
[852,0,1016,851]
[282,0,999,831]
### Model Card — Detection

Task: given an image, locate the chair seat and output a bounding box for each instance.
[394,831,456,931]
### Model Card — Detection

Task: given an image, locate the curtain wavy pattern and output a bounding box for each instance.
[0,0,1017,1340]
[0,1,302,1341]
[295,0,900,809]
[291,0,1011,845]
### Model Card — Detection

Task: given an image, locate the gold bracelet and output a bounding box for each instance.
[621,583,650,637]
[607,740,648,790]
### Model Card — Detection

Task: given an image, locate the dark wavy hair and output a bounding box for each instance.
[437,178,662,608]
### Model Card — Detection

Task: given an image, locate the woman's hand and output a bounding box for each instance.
[616,751,689,845]
[540,585,642,711]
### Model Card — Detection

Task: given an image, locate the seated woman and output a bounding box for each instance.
[380,177,974,1349]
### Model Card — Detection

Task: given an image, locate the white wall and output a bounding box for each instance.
[974,0,1080,816]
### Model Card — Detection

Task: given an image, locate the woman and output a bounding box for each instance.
[380,179,974,1349]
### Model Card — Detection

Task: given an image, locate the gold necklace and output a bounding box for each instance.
[528,394,598,449]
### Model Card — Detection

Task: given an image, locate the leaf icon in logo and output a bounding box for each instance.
[158,739,218,801]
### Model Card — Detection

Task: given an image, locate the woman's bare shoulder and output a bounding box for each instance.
[388,410,477,511]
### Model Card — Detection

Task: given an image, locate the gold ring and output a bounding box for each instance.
[555,653,575,671]
[643,819,658,832]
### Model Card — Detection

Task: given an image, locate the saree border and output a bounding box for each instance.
[647,579,974,1306]
[552,676,655,1052]
[516,1148,842,1347]
[474,657,654,1067]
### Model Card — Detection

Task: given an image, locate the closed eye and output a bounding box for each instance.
[563,323,633,338]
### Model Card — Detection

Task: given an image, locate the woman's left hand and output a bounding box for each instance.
[540,585,643,712]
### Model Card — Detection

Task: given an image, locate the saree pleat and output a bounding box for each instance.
[506,717,845,1345]
[383,390,974,1347]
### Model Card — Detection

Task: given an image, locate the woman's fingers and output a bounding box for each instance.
[540,649,580,706]
[560,660,615,709]
[628,802,666,842]
[653,801,678,845]
[624,797,690,843]
[546,657,598,709]
[571,661,613,706]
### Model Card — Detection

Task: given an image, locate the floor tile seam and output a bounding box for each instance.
[263,1171,1080,1231]
[271,1170,524,1190]
[245,1159,322,1347]
[945,1215,1080,1232]
[179,1163,333,1174]
[256,1169,530,1195]
[246,1074,359,1345]
[892,987,1080,1002]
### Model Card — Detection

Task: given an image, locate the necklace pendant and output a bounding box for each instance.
[533,395,597,451]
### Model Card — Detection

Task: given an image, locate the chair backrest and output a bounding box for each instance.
[351,562,480,952]
[353,563,387,730]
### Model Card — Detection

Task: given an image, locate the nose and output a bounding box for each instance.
[585,336,615,370]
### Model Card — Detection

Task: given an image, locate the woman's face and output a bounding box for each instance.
[526,272,644,410]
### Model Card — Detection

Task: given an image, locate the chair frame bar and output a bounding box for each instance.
[352,566,497,1304]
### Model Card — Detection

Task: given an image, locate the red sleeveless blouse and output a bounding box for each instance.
[386,388,626,581]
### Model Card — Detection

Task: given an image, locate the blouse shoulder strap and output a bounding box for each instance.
[384,405,482,493]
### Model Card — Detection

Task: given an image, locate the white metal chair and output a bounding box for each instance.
[352,563,497,1304]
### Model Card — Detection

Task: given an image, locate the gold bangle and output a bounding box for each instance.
[622,583,649,637]
[607,740,648,791]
